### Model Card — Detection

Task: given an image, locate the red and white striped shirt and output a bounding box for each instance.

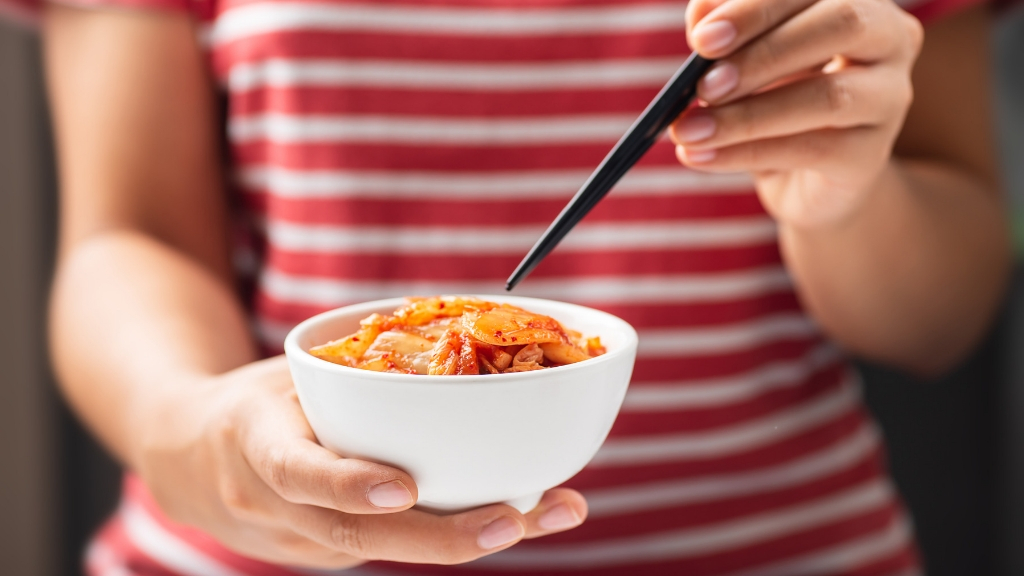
[12,0,981,573]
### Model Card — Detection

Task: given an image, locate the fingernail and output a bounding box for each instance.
[693,20,736,54]
[700,63,739,101]
[538,504,582,531]
[478,516,525,550]
[367,481,413,508]
[674,112,716,143]
[685,148,717,163]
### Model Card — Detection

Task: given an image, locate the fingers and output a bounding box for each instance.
[285,502,529,564]
[689,0,922,104]
[252,438,419,514]
[242,405,419,514]
[676,126,889,179]
[267,488,586,565]
[687,0,817,57]
[204,445,367,568]
[281,490,588,563]
[671,0,922,197]
[213,522,363,570]
[672,68,908,152]
[522,488,588,539]
[220,356,588,566]
[228,468,586,565]
[234,360,419,515]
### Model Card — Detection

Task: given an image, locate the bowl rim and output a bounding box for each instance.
[284,295,638,385]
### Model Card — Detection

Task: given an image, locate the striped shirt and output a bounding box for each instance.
[12,0,978,573]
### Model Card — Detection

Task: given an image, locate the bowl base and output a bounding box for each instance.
[415,492,543,515]
[503,492,543,514]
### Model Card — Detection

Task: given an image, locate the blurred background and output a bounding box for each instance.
[2,8,1024,575]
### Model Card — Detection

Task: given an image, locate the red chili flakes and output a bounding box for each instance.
[351,337,360,341]
[438,302,446,309]
[511,336,518,342]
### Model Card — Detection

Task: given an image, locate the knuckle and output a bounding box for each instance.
[798,135,828,164]
[322,463,355,504]
[219,479,255,517]
[733,104,758,141]
[744,142,766,167]
[206,395,245,455]
[265,446,294,497]
[835,0,870,38]
[752,36,783,71]
[209,412,237,447]
[903,14,924,55]
[329,515,373,557]
[823,77,854,117]
[433,537,469,565]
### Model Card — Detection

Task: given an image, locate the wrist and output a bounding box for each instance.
[770,162,899,235]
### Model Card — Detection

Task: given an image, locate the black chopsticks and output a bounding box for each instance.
[505,53,715,291]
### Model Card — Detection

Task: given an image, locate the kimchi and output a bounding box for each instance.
[309,296,606,375]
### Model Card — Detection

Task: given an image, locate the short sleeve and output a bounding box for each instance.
[0,0,212,28]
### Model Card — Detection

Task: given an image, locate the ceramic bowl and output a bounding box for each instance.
[284,295,637,513]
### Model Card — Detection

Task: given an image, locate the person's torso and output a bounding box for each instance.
[100,1,920,574]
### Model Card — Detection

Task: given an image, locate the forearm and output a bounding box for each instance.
[50,229,258,467]
[781,159,1010,375]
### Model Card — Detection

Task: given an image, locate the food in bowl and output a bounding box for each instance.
[285,295,638,513]
[309,296,606,375]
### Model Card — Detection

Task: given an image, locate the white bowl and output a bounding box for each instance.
[284,295,638,514]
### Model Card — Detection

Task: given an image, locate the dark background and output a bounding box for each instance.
[2,7,1024,575]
